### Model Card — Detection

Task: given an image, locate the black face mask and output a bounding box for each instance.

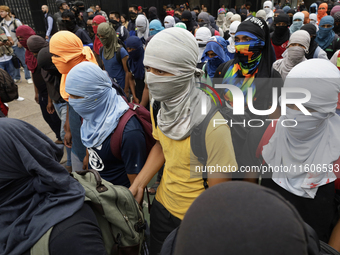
[198,21,207,27]
[62,20,76,31]
[109,19,119,30]
[129,12,137,20]
[275,25,288,35]
[78,7,85,12]
[182,20,190,28]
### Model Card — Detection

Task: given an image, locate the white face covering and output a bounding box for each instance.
[227,21,241,53]
[264,7,271,14]
[285,107,329,141]
[262,59,340,199]
[196,27,212,63]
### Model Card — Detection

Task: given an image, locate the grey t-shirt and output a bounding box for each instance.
[0,18,22,46]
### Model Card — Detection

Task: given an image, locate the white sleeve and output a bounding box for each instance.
[3,27,11,37]
[15,19,23,26]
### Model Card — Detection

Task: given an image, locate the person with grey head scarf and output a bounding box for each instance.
[309,13,319,31]
[261,59,340,242]
[136,14,149,43]
[129,27,237,255]
[198,12,219,36]
[191,11,197,22]
[164,15,175,28]
[195,27,212,66]
[273,30,310,80]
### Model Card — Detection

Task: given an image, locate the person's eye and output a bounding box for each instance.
[145,66,151,72]
[156,69,164,75]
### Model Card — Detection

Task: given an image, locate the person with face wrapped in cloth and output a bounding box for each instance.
[271,13,290,60]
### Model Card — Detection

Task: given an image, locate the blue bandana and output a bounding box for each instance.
[125,36,145,80]
[315,16,335,50]
[203,41,226,78]
[65,62,129,148]
[149,19,164,36]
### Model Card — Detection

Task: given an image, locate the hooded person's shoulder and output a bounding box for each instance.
[214,59,234,78]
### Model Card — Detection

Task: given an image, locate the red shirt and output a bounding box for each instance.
[0,98,8,116]
[271,39,289,60]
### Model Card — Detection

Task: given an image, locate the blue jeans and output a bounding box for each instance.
[0,59,15,79]
[13,46,31,80]
[54,101,72,167]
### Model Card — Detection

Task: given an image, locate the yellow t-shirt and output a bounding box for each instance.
[151,107,237,220]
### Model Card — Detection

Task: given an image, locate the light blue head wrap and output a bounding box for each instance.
[65,62,129,148]
[289,12,305,34]
[149,19,165,36]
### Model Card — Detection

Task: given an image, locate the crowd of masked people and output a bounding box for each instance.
[2,0,340,254]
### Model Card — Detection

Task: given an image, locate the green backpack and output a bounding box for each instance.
[30,170,146,255]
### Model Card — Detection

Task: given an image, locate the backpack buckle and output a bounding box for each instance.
[134,219,146,232]
[133,104,139,111]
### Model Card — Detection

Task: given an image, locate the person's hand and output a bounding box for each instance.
[45,35,49,40]
[46,102,55,114]
[82,155,89,170]
[133,96,140,104]
[129,184,144,205]
[17,41,22,48]
[64,130,72,148]
[34,94,39,104]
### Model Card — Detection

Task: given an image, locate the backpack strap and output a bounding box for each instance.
[255,121,277,163]
[30,227,53,255]
[110,104,138,160]
[152,100,161,128]
[120,26,124,37]
[191,105,220,189]
[116,46,122,66]
[99,46,103,60]
[100,46,122,66]
[13,19,18,30]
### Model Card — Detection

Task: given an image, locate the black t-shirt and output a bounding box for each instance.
[75,27,93,45]
[240,121,270,176]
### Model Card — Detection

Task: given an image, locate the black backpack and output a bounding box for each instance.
[0,68,18,102]
[190,104,250,189]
